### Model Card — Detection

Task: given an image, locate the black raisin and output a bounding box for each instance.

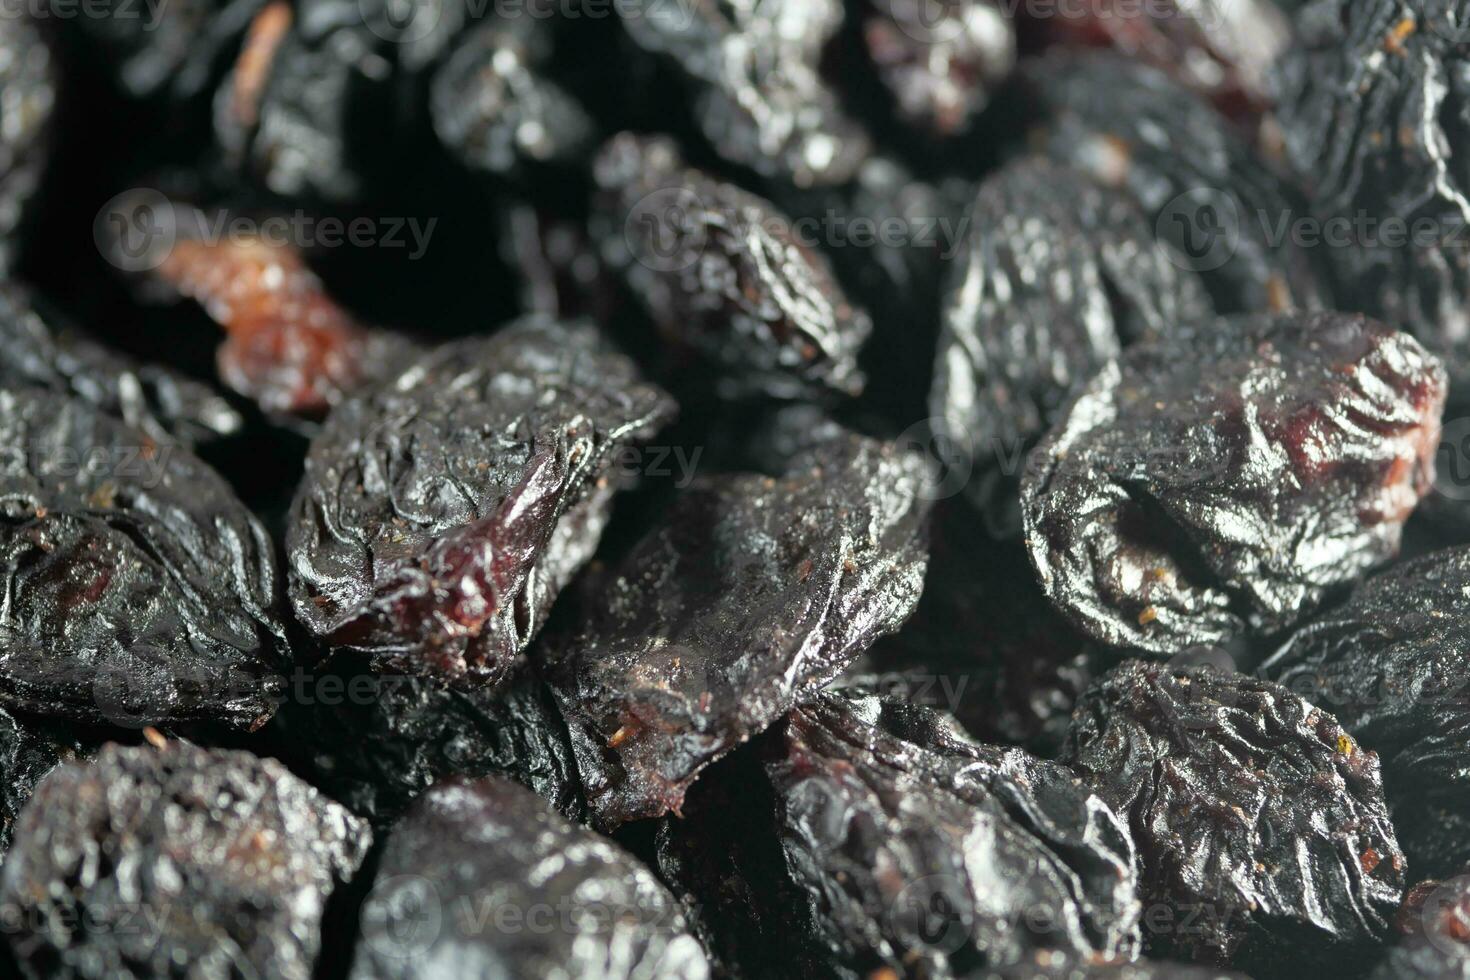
[0,387,289,729]
[349,775,709,979]
[0,740,370,980]
[1022,312,1445,654]
[1261,545,1470,879]
[286,316,675,689]
[1063,659,1406,971]
[543,431,931,827]
[932,157,1214,521]
[594,132,873,400]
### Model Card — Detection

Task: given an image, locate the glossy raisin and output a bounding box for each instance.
[594,132,872,400]
[0,740,370,980]
[287,316,675,689]
[1023,312,1445,654]
[1064,660,1406,971]
[544,431,931,827]
[349,775,709,979]
[0,387,289,729]
[1261,546,1470,879]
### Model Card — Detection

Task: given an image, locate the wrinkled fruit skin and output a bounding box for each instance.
[274,658,582,829]
[288,316,675,689]
[1274,0,1470,388]
[617,0,869,187]
[0,741,370,980]
[545,432,931,828]
[1064,660,1406,971]
[0,283,242,445]
[932,157,1213,491]
[0,388,289,728]
[595,132,872,400]
[768,692,1141,977]
[350,775,709,980]
[1022,312,1446,654]
[1024,50,1326,314]
[1262,546,1470,879]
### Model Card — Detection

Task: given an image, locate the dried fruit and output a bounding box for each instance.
[350,775,709,979]
[0,282,242,445]
[932,157,1213,505]
[617,0,869,187]
[0,387,289,729]
[1063,660,1406,971]
[213,0,397,201]
[273,657,582,829]
[594,132,872,400]
[1019,0,1291,124]
[430,18,594,177]
[1024,50,1326,314]
[1022,312,1445,654]
[1261,546,1470,879]
[149,203,415,418]
[544,432,931,827]
[0,740,369,980]
[668,691,1141,977]
[287,316,675,689]
[860,0,1016,137]
[1273,0,1470,388]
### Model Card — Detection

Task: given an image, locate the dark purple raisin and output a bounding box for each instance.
[1063,659,1406,971]
[350,775,708,979]
[543,431,931,827]
[286,316,675,689]
[0,740,370,980]
[1022,312,1445,654]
